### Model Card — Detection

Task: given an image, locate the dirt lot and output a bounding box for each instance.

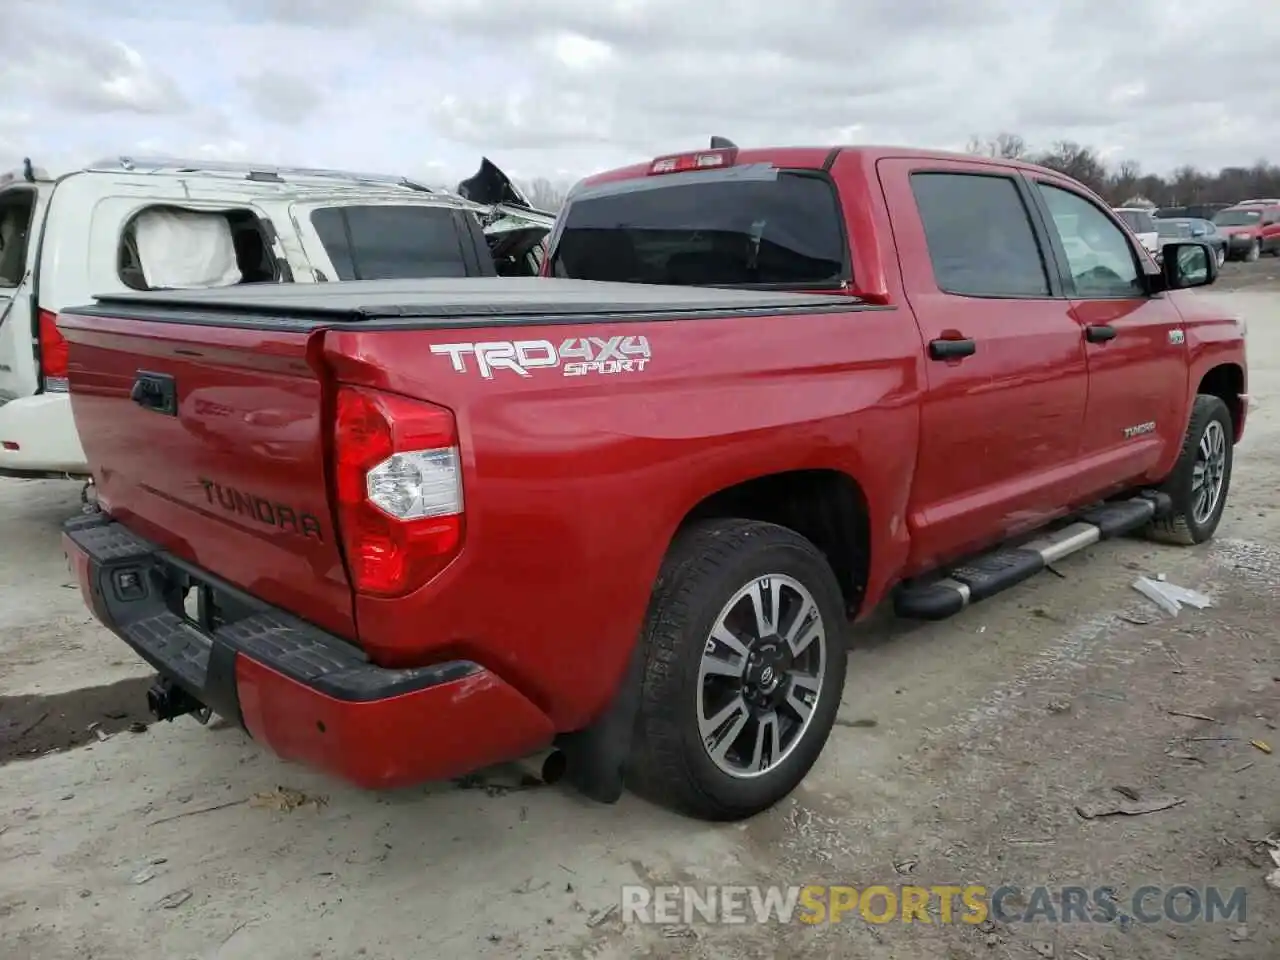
[2,268,1278,960]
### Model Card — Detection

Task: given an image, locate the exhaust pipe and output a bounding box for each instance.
[514,747,568,786]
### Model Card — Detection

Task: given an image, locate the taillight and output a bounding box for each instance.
[333,386,463,597]
[649,148,738,175]
[38,309,69,392]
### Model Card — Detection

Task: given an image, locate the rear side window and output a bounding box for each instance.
[0,189,38,288]
[910,172,1050,297]
[311,205,470,280]
[550,172,846,287]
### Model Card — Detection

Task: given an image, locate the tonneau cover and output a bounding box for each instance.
[78,277,859,322]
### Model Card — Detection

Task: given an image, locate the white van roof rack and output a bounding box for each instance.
[0,158,52,185]
[84,155,442,194]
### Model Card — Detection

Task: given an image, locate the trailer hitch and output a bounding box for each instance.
[147,677,211,724]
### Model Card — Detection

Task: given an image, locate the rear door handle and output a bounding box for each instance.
[131,370,178,416]
[1085,324,1117,343]
[928,337,976,360]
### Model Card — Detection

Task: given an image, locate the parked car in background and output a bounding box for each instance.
[1158,218,1226,267]
[1211,202,1280,261]
[1156,203,1232,221]
[1113,207,1160,255]
[0,156,552,483]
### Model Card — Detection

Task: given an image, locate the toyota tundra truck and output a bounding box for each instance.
[59,144,1247,822]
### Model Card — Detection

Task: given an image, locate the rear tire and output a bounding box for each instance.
[1146,395,1234,545]
[1245,239,1261,262]
[627,519,847,820]
[1216,247,1226,268]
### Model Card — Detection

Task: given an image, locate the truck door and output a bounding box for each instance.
[876,158,1090,569]
[1022,175,1189,491]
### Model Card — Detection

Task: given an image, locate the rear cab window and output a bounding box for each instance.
[311,205,479,280]
[548,170,848,288]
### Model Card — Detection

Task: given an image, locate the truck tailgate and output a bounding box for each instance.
[57,312,355,639]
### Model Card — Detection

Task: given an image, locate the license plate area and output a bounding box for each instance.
[181,580,215,630]
[155,567,227,633]
[156,562,254,633]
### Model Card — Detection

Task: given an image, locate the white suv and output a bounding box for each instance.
[0,156,552,481]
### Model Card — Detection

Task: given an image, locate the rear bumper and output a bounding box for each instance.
[61,514,555,789]
[0,392,89,477]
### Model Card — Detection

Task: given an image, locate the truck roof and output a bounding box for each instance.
[79,277,862,325]
[578,144,1055,188]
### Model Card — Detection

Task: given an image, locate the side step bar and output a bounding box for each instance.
[894,493,1171,621]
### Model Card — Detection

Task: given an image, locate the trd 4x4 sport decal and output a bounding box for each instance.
[430,336,651,379]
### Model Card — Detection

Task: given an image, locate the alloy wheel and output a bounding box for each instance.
[696,574,827,779]
[1191,419,1227,525]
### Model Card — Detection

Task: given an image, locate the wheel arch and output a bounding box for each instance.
[676,468,871,616]
[1197,362,1246,442]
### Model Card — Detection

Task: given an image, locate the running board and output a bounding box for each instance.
[894,493,1171,621]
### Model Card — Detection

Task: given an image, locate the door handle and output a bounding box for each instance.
[1085,324,1117,343]
[928,337,976,360]
[130,370,178,416]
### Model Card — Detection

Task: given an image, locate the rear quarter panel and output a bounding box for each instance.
[324,307,924,728]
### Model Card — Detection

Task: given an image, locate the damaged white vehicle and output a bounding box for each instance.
[0,155,553,481]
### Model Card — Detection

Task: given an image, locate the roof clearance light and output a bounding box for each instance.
[648,148,738,175]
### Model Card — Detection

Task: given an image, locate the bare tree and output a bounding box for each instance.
[962,131,1280,208]
[519,177,570,212]
[965,132,1027,160]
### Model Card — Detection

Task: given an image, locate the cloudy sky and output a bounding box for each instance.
[2,0,1276,189]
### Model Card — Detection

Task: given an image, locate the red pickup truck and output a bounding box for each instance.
[59,144,1246,822]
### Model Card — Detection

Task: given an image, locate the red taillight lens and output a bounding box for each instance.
[649,148,738,175]
[334,386,464,597]
[38,309,70,390]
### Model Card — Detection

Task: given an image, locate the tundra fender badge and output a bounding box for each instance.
[1168,329,1186,345]
[1123,421,1157,439]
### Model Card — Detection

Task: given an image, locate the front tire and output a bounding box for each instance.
[1245,239,1261,262]
[1216,247,1226,268]
[1147,395,1234,545]
[627,519,847,820]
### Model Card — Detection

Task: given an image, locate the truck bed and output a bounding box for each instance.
[78,277,866,328]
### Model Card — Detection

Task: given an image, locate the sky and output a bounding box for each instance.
[2,0,1277,190]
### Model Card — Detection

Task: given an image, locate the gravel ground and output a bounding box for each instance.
[1,270,1278,960]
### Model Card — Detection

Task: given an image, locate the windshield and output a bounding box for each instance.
[1213,208,1263,227]
[549,172,846,287]
[1157,219,1190,238]
[1115,210,1155,233]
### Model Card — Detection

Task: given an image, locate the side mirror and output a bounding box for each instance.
[1161,241,1216,290]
